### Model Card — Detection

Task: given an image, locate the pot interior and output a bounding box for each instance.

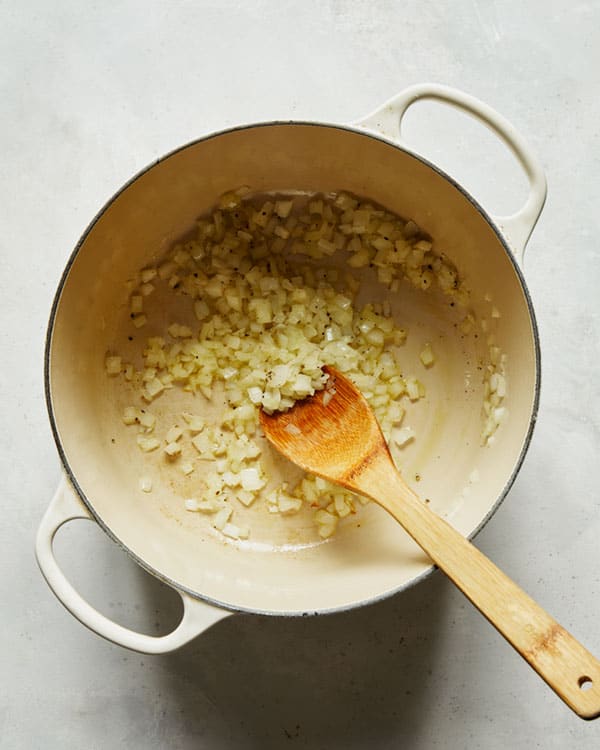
[48,123,538,614]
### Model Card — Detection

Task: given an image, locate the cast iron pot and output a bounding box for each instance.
[36,84,547,653]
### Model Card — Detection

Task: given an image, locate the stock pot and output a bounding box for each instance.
[36,84,547,653]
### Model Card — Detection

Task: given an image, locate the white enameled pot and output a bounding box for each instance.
[37,84,547,653]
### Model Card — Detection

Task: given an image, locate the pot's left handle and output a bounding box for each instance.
[36,476,232,653]
[354,83,547,265]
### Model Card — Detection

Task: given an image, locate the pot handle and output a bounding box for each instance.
[35,475,232,654]
[354,83,547,265]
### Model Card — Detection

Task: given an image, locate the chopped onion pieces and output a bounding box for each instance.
[108,189,505,541]
[105,356,122,375]
[419,343,435,367]
[139,476,153,493]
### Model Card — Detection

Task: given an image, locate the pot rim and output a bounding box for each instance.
[44,119,541,617]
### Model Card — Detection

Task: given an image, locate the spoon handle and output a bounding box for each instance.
[373,468,600,719]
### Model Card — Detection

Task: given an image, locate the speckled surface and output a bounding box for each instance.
[2,1,600,747]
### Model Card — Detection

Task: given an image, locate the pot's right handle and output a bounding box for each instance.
[355,83,547,266]
[36,476,232,654]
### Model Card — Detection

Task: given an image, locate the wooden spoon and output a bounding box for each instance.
[259,366,600,719]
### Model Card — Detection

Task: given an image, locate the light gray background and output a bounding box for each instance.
[2,1,600,748]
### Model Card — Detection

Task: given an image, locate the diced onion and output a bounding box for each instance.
[165,425,183,443]
[141,268,157,283]
[105,356,122,375]
[130,295,143,314]
[122,406,138,425]
[213,507,232,530]
[239,467,265,491]
[392,426,415,448]
[131,314,147,329]
[405,378,421,401]
[164,441,182,457]
[419,343,435,367]
[182,412,205,432]
[222,522,249,540]
[110,188,505,540]
[139,476,152,493]
[139,411,156,430]
[278,494,302,515]
[137,436,160,452]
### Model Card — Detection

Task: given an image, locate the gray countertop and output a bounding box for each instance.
[2,1,600,747]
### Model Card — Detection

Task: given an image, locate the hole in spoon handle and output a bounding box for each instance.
[378,487,600,719]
